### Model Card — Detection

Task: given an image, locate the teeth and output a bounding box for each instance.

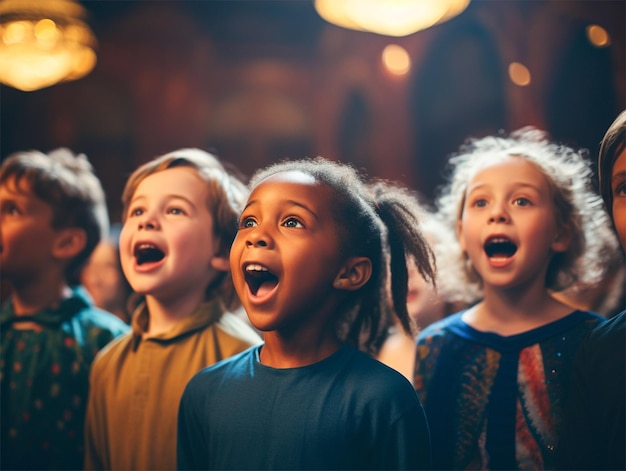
[137,243,158,250]
[246,264,268,272]
[488,237,509,244]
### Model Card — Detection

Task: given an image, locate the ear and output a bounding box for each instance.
[52,228,87,260]
[210,255,231,272]
[333,256,372,291]
[551,227,571,253]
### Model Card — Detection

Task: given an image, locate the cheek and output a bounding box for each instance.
[613,201,626,251]
[118,227,134,269]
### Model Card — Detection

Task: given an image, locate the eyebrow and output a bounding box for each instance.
[612,170,626,181]
[467,182,543,193]
[244,198,319,220]
[129,193,196,207]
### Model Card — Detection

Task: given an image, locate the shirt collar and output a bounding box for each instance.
[131,297,225,349]
[1,285,91,328]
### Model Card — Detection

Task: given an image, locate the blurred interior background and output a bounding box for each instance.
[1,0,624,223]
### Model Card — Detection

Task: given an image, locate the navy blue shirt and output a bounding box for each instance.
[178,344,431,470]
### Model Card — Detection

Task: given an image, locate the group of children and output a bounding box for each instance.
[1,110,624,471]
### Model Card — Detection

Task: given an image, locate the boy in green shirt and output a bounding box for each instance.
[0,148,130,470]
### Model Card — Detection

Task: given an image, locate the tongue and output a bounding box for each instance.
[256,280,277,297]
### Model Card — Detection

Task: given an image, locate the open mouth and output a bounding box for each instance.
[134,243,165,265]
[484,237,517,258]
[244,263,279,296]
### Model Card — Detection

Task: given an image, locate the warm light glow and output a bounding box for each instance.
[314,0,471,37]
[586,24,610,47]
[508,62,531,87]
[0,0,97,92]
[382,44,411,75]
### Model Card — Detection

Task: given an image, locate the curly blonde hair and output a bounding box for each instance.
[434,127,620,304]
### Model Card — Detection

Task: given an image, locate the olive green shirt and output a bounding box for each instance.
[84,300,262,471]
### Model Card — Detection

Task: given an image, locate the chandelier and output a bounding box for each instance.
[314,0,471,37]
[0,0,97,92]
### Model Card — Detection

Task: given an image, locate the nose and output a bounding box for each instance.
[488,202,510,224]
[137,212,159,231]
[244,228,271,248]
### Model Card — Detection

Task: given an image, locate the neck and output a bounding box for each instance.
[143,291,206,336]
[260,329,341,368]
[9,274,71,316]
[465,279,573,335]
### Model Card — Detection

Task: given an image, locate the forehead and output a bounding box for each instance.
[1,175,43,201]
[467,155,550,190]
[249,170,335,209]
[134,166,206,197]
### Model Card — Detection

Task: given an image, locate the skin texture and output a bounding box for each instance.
[230,171,370,368]
[0,178,59,287]
[119,167,229,334]
[611,148,626,250]
[457,156,572,335]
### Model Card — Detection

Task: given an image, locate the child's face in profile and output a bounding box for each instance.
[457,156,569,291]
[230,171,346,333]
[0,177,60,284]
[611,148,626,250]
[119,167,229,302]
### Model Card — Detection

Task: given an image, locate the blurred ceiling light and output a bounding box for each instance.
[382,44,411,75]
[0,0,97,92]
[586,24,610,47]
[314,0,471,37]
[508,62,531,87]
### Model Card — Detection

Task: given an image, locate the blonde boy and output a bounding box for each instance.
[84,148,261,471]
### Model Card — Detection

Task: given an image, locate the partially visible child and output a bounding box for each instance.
[0,148,130,471]
[556,110,626,470]
[81,224,134,324]
[413,128,618,469]
[178,157,434,470]
[84,148,262,471]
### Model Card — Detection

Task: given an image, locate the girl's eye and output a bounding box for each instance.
[1,202,20,215]
[513,197,531,206]
[614,182,626,197]
[471,198,488,208]
[283,217,303,228]
[241,217,256,228]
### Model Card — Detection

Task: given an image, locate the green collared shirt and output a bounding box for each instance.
[0,286,130,470]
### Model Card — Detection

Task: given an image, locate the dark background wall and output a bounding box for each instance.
[1,0,624,223]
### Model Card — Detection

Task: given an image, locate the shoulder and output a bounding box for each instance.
[580,310,625,353]
[417,311,463,343]
[68,287,131,336]
[341,347,417,397]
[77,306,130,333]
[89,332,133,375]
[186,345,258,390]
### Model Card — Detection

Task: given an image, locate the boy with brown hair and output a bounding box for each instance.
[0,148,130,470]
[84,148,261,471]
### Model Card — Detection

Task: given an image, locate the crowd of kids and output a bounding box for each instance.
[1,110,624,471]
